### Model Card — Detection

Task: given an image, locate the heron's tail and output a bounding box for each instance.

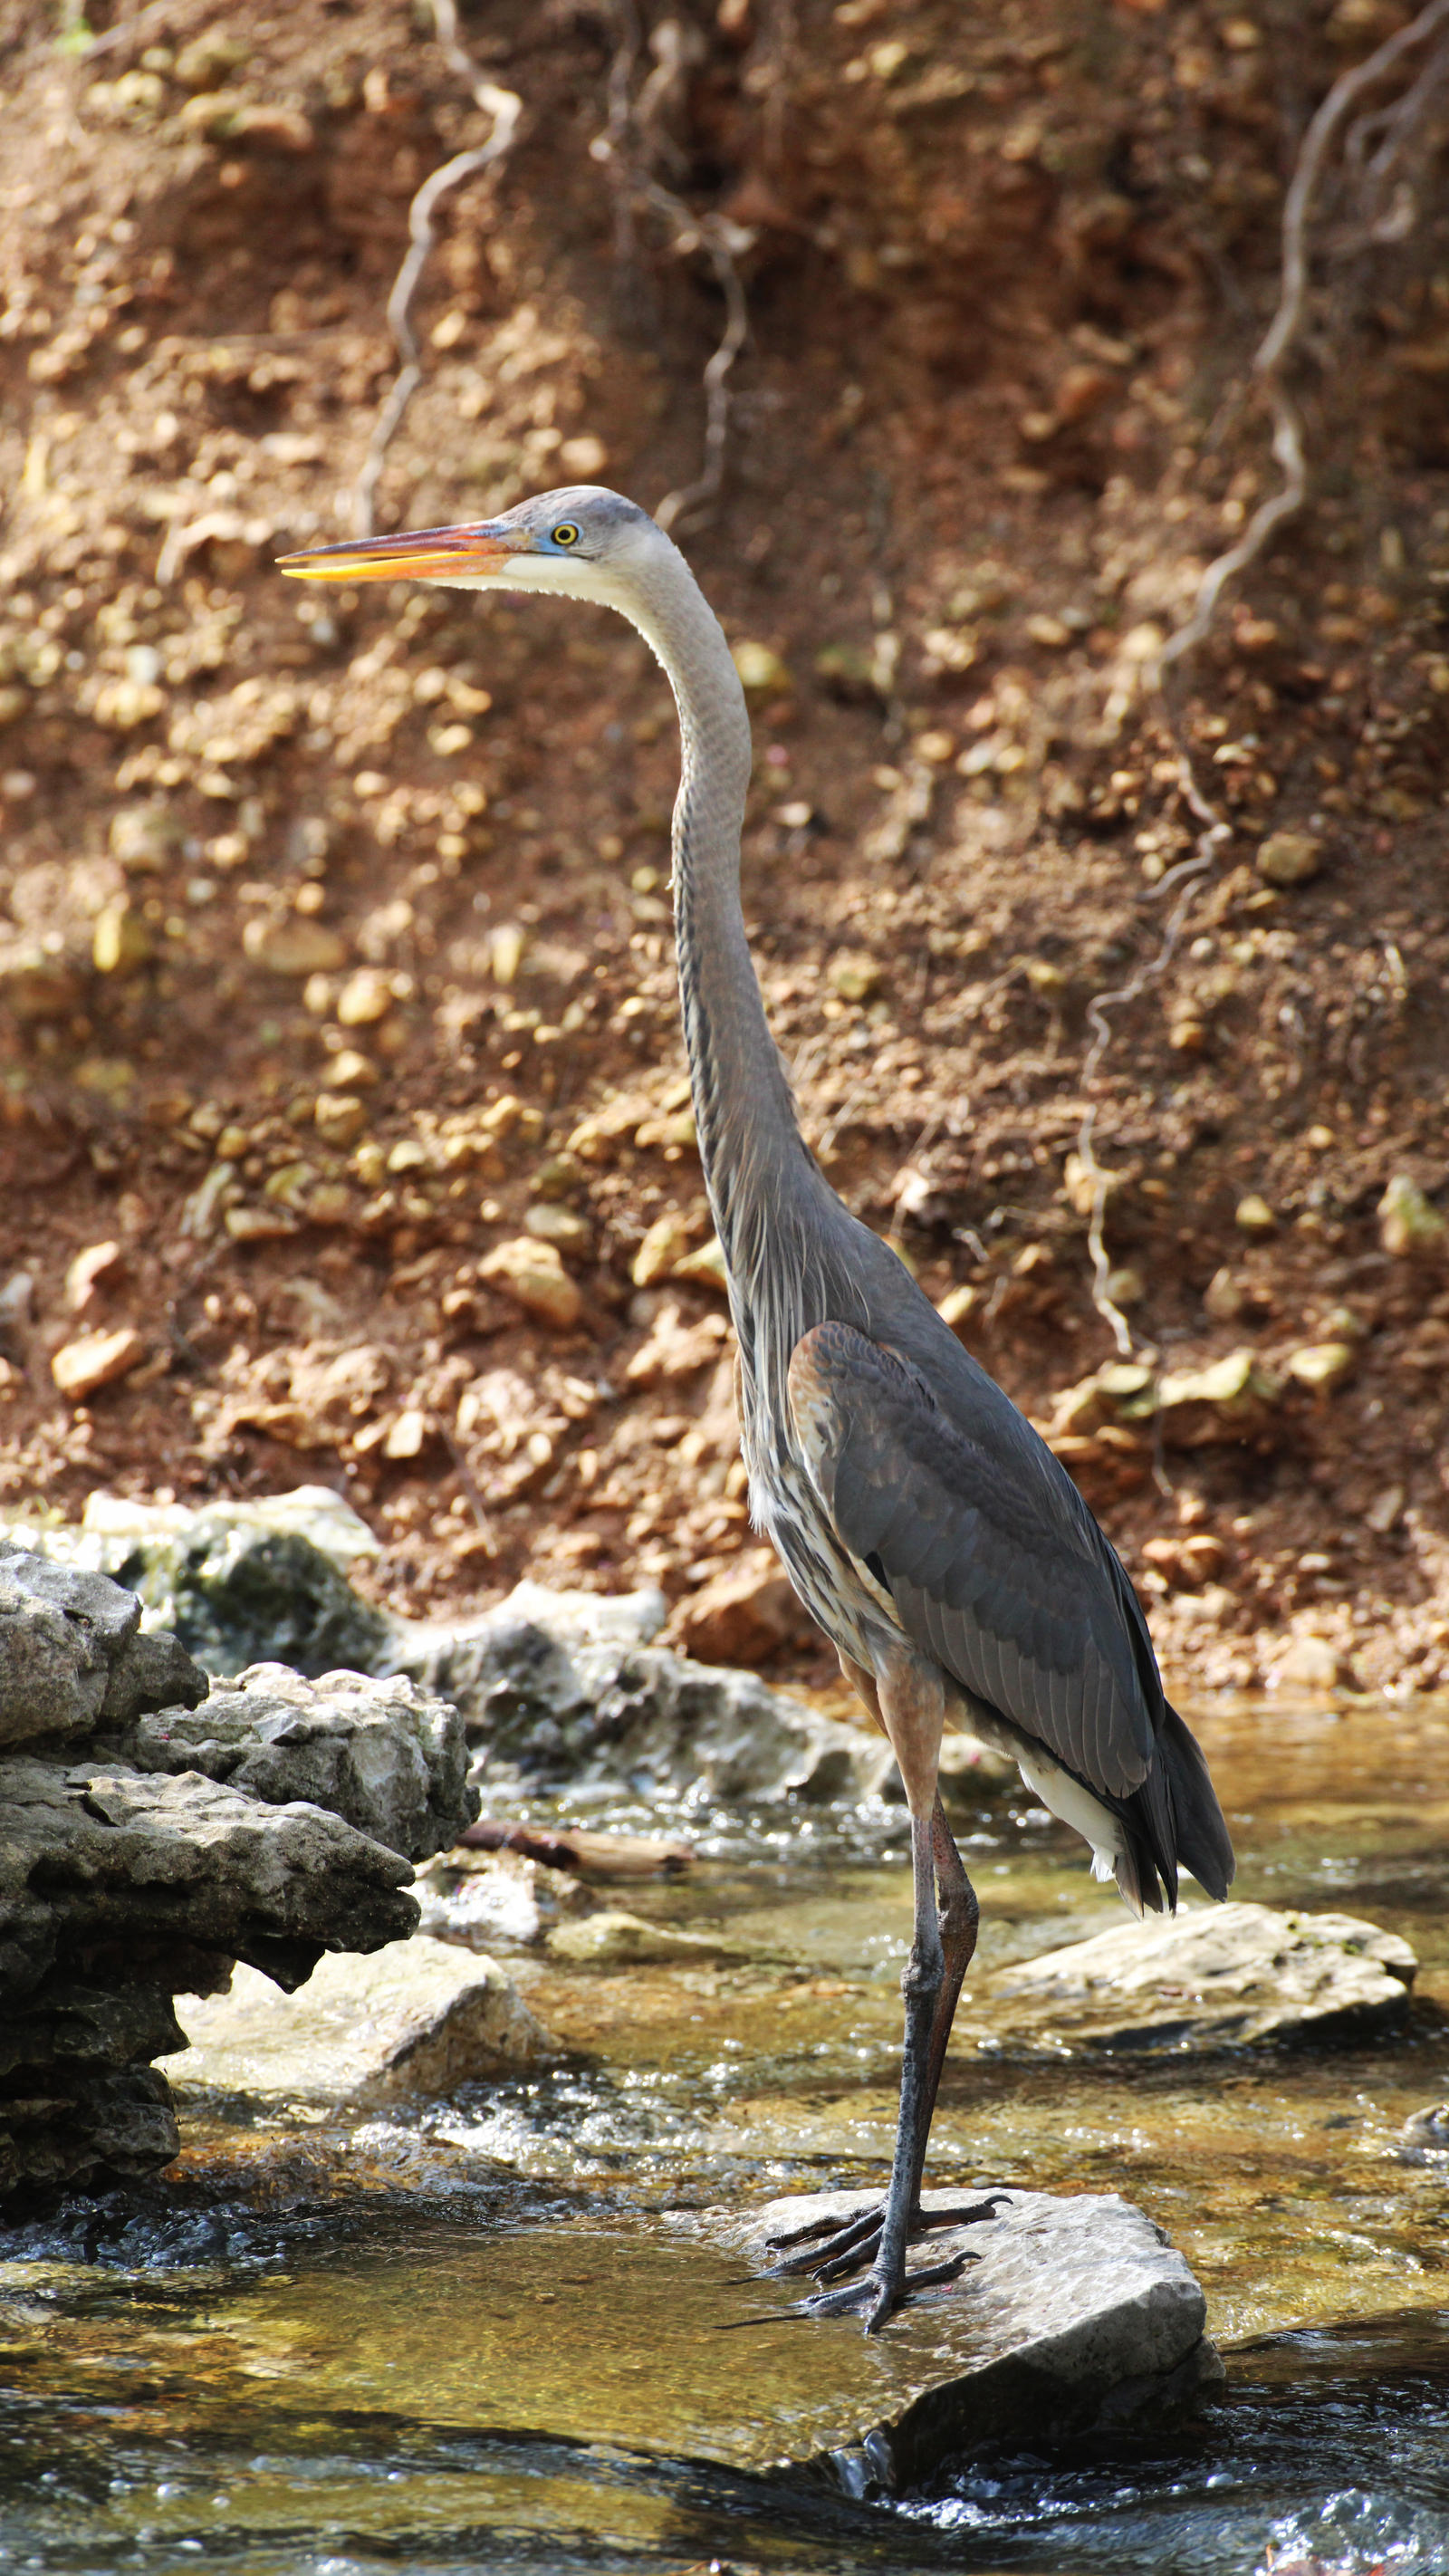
[1159,1699,1235,1901]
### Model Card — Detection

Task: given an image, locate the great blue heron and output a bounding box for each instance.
[280,488,1234,2331]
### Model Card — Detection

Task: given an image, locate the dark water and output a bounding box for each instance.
[2,1691,1446,2574]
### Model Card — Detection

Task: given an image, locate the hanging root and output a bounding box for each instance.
[352,0,522,538]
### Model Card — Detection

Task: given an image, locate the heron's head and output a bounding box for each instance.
[277,485,669,611]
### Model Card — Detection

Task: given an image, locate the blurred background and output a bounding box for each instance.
[1,0,1446,1701]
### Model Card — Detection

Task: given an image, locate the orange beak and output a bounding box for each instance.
[276,520,536,582]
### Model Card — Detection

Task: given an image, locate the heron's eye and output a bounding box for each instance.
[552,522,581,547]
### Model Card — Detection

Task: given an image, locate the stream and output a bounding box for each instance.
[1,1688,1446,2573]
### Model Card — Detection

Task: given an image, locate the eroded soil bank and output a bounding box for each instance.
[3,0,1448,1699]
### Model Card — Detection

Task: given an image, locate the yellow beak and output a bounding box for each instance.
[276,521,535,582]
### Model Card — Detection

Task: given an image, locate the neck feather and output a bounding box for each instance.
[620,556,816,1270]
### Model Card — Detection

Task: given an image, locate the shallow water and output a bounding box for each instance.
[2,1690,1447,2573]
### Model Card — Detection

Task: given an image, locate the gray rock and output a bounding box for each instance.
[717,2186,1221,2488]
[974,1902,1418,2055]
[0,1540,206,1748]
[394,1607,904,1808]
[165,1938,554,2105]
[124,1660,476,1860]
[5,1490,389,1678]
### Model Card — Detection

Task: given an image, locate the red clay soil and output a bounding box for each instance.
[1,0,1447,1700]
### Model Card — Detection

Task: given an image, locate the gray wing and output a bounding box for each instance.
[788,1318,1156,1799]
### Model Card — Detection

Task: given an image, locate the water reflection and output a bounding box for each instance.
[0,1690,1444,2571]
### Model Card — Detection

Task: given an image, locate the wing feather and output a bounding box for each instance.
[788,1318,1155,1798]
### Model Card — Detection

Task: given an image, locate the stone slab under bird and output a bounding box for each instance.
[279,485,1235,2332]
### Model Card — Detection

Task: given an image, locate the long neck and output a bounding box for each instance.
[624,562,818,1277]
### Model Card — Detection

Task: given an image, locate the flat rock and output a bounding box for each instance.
[165,1936,554,2105]
[974,1901,1417,2054]
[546,1907,744,1968]
[715,2186,1219,2487]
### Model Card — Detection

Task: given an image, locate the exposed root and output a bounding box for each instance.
[1076,8,1449,1358]
[352,0,522,539]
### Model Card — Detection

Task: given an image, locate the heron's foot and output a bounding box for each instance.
[800,2247,974,2332]
[764,2191,1009,2288]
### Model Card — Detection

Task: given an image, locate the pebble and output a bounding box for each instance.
[524,1204,593,1256]
[314,1092,368,1146]
[479,1237,583,1330]
[91,901,149,976]
[323,1048,379,1089]
[51,1325,147,1399]
[336,966,394,1026]
[1234,1192,1276,1234]
[242,918,348,977]
[1271,1633,1347,1691]
[1287,1341,1357,1392]
[631,1211,695,1287]
[547,1908,744,1967]
[110,805,182,871]
[1378,1172,1445,1260]
[64,1241,124,1312]
[1256,829,1323,886]
[731,640,792,696]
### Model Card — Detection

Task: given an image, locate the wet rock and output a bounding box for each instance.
[123,1661,476,1860]
[0,1540,474,2203]
[547,1908,743,1967]
[165,1938,552,2107]
[975,1903,1416,2054]
[720,2187,1219,2485]
[415,1847,592,1948]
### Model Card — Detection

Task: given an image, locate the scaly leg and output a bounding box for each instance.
[766,1652,1003,2330]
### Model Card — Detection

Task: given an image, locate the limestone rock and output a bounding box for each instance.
[720,2187,1219,2485]
[11,1493,390,1678]
[124,1660,476,1860]
[165,1937,553,2105]
[546,1908,743,1967]
[394,1603,901,1807]
[0,1540,206,1749]
[51,1326,148,1399]
[414,1847,591,1947]
[1256,829,1323,886]
[976,1902,1415,2054]
[478,1236,582,1329]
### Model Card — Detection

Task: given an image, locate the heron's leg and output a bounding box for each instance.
[911,1794,980,2208]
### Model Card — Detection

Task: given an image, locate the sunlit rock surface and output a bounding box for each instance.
[975,1901,1418,2054]
[0,1543,476,2204]
[166,1938,553,2105]
[717,2186,1221,2485]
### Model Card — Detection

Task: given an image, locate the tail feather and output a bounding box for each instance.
[1159,1699,1236,1900]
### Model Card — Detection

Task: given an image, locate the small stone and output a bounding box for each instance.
[224,1205,298,1242]
[1203,1267,1244,1322]
[1257,830,1324,886]
[1025,612,1071,648]
[336,966,394,1026]
[110,805,182,872]
[1157,1348,1281,1430]
[731,640,792,696]
[828,952,883,1003]
[1364,1483,1404,1535]
[523,1203,592,1257]
[174,28,250,87]
[323,1048,379,1088]
[479,1237,583,1330]
[92,678,165,730]
[1234,1193,1276,1234]
[92,902,150,976]
[314,1092,368,1147]
[632,1212,695,1287]
[242,918,348,977]
[936,1283,981,1335]
[383,1408,430,1461]
[226,102,314,150]
[671,1549,810,1666]
[674,1235,729,1292]
[490,922,526,986]
[1378,1172,1446,1260]
[51,1326,147,1399]
[1271,1634,1346,1693]
[63,1241,125,1312]
[1287,1341,1357,1392]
